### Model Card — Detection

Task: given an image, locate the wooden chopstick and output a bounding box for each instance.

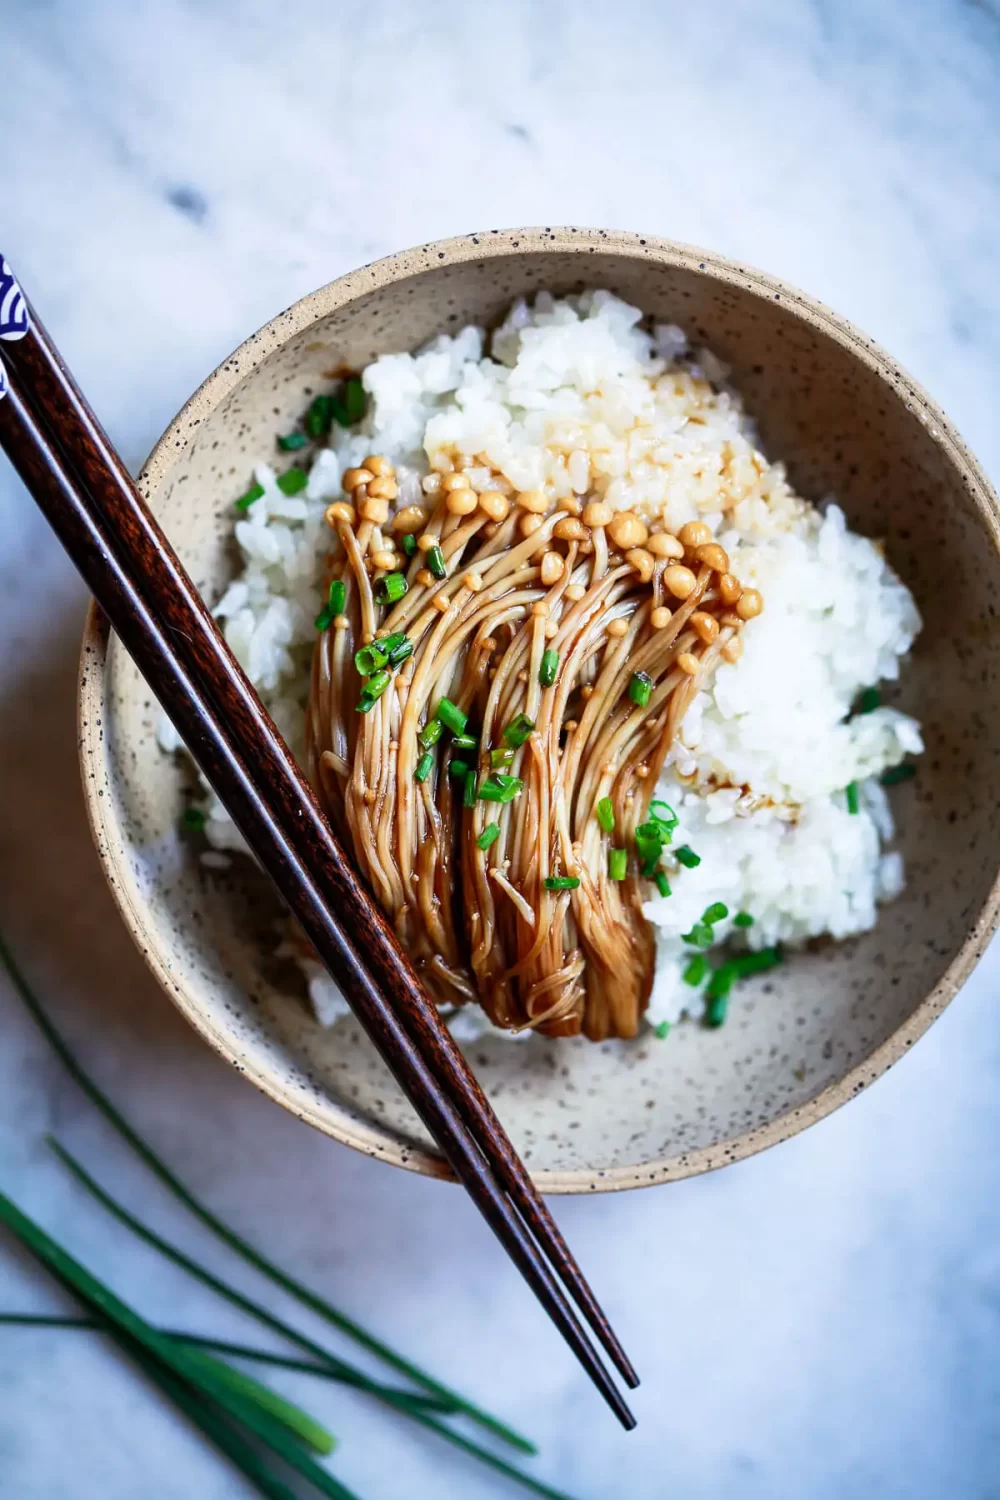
[0,271,637,1424]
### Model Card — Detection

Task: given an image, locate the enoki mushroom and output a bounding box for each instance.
[307,456,762,1040]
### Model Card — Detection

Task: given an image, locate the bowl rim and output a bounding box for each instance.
[78,226,1000,1193]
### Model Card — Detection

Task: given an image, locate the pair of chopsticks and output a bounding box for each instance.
[0,256,637,1427]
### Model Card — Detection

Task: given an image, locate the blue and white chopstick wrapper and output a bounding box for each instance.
[0,256,31,400]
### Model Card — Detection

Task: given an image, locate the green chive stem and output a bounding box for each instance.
[595,797,615,834]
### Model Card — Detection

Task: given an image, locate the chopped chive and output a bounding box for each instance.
[234,480,264,513]
[543,875,581,891]
[356,669,390,711]
[608,848,627,881]
[328,579,346,617]
[385,636,414,668]
[277,431,309,451]
[858,687,880,714]
[449,758,471,779]
[650,800,678,829]
[341,376,366,426]
[380,630,407,654]
[304,394,338,439]
[702,902,729,925]
[419,719,443,748]
[653,871,672,898]
[635,822,665,868]
[705,990,730,1027]
[490,746,516,770]
[463,769,477,809]
[682,922,714,949]
[402,532,417,558]
[436,698,468,736]
[731,945,784,978]
[427,545,447,580]
[181,807,206,831]
[683,954,709,986]
[314,604,335,632]
[654,1020,671,1039]
[845,781,860,815]
[539,648,559,687]
[675,845,701,869]
[415,752,434,783]
[0,938,539,1456]
[478,774,523,804]
[595,797,615,834]
[452,734,478,752]
[503,713,535,748]
[881,762,916,786]
[733,911,754,928]
[354,643,388,677]
[375,572,408,605]
[277,466,308,496]
[476,823,501,851]
[628,671,653,709]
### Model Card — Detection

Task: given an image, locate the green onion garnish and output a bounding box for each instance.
[650,800,678,829]
[635,821,665,870]
[419,719,443,748]
[436,698,468,736]
[463,769,477,809]
[490,747,516,769]
[375,572,408,605]
[675,845,701,869]
[476,823,500,851]
[543,876,580,891]
[654,1020,671,1039]
[414,752,434,783]
[731,945,784,978]
[683,955,708,986]
[608,848,627,881]
[628,671,653,709]
[653,871,672,899]
[328,579,346,617]
[703,902,729,925]
[733,911,754,928]
[858,687,880,714]
[845,781,859,815]
[305,394,337,438]
[539,649,559,687]
[402,532,417,558]
[478,774,523,804]
[182,807,206,831]
[385,636,414,668]
[881,762,915,786]
[596,797,615,834]
[705,990,730,1027]
[452,734,478,751]
[342,376,366,425]
[235,481,264,513]
[427,546,447,580]
[682,922,713,948]
[503,714,535,748]
[354,643,388,676]
[277,431,308,451]
[356,669,390,711]
[449,758,471,779]
[277,466,308,496]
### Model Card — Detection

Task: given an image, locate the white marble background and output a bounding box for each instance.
[2,1,999,1495]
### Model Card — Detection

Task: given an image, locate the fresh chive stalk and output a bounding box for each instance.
[414,752,434,783]
[595,798,615,834]
[858,687,880,714]
[418,719,443,748]
[543,876,580,891]
[733,911,754,928]
[449,758,471,779]
[452,734,477,751]
[702,902,729,925]
[503,714,535,748]
[682,923,713,949]
[881,763,915,785]
[490,747,516,769]
[476,823,500,852]
[654,1020,671,1039]
[315,579,346,633]
[0,935,537,1456]
[182,807,206,832]
[649,800,678,830]
[356,669,390,712]
[477,774,523,804]
[277,431,309,452]
[341,377,366,426]
[845,781,860,815]
[354,643,388,676]
[608,848,627,881]
[653,871,671,899]
[277,467,308,496]
[683,955,709,986]
[539,649,559,687]
[463,770,478,809]
[305,394,338,439]
[427,546,447,580]
[385,636,413,668]
[235,481,265,513]
[675,845,701,869]
[375,572,408,605]
[402,532,417,558]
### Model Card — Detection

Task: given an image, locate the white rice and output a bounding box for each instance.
[162,290,922,1036]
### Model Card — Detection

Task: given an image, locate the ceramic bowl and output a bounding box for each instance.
[78,229,1000,1192]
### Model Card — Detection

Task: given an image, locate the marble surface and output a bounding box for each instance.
[2,1,1000,1495]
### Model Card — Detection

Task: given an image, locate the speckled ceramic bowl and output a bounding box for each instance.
[78,229,1000,1192]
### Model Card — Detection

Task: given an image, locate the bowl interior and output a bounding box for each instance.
[81,233,1000,1190]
